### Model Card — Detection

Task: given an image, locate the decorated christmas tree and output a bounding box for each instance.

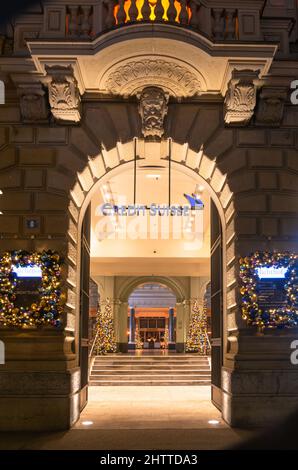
[163,322,169,348]
[186,299,210,354]
[135,321,143,349]
[95,298,117,355]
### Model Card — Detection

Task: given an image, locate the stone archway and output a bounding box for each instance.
[115,275,187,352]
[66,138,233,355]
[64,137,234,419]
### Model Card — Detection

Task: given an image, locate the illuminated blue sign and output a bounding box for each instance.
[12,265,42,278]
[256,266,288,279]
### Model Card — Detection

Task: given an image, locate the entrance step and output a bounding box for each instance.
[89,354,211,386]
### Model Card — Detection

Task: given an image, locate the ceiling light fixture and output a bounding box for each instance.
[82,420,94,426]
[208,419,220,425]
[146,174,161,179]
[0,190,3,195]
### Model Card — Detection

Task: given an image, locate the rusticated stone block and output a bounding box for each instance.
[280,172,298,191]
[287,150,298,172]
[236,194,267,212]
[37,127,67,144]
[68,218,78,243]
[210,167,226,193]
[226,219,236,243]
[249,149,283,167]
[218,149,247,175]
[68,200,79,223]
[258,172,277,189]
[204,129,234,159]
[0,215,20,233]
[102,147,120,170]
[199,155,215,180]
[44,215,68,235]
[0,169,21,188]
[260,218,278,236]
[19,147,55,165]
[237,129,266,146]
[0,147,16,170]
[70,127,100,159]
[229,172,256,193]
[9,127,34,143]
[236,217,257,235]
[227,288,237,310]
[70,182,84,208]
[270,129,294,147]
[47,169,73,192]
[34,193,68,211]
[0,192,31,210]
[271,195,298,212]
[0,127,8,146]
[67,241,77,264]
[25,169,44,188]
[225,200,235,224]
[78,166,94,192]
[220,183,233,209]
[281,218,298,236]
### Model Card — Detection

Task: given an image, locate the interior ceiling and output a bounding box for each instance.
[128,282,176,308]
[90,165,211,277]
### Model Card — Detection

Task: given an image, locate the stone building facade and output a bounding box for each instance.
[0,0,298,430]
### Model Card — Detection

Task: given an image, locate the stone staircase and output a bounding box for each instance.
[89,354,211,386]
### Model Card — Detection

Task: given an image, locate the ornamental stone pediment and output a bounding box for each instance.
[103,58,203,98]
[27,24,276,100]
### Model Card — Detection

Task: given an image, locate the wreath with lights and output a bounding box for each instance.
[239,252,298,330]
[0,250,65,328]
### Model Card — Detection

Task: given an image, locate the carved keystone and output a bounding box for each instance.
[45,65,81,123]
[138,86,169,139]
[224,69,261,126]
[18,83,50,123]
[255,86,287,127]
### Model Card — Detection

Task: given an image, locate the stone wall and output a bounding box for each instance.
[0,92,298,427]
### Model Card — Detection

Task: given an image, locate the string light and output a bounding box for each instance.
[95,298,117,354]
[186,299,210,354]
[239,252,298,330]
[0,250,65,327]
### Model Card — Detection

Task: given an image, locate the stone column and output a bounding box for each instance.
[128,307,136,350]
[175,302,186,353]
[168,307,175,350]
[118,302,129,353]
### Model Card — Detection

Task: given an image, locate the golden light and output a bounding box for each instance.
[114,0,191,24]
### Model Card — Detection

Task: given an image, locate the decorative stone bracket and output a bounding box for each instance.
[255,86,287,127]
[224,69,261,126]
[17,83,50,123]
[44,65,81,123]
[138,86,169,139]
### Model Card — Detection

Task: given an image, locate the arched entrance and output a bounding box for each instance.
[69,139,231,416]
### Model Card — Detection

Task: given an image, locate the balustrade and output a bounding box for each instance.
[211,7,238,40]
[66,4,94,38]
[60,1,240,41]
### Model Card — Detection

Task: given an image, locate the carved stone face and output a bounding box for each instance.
[138,86,169,138]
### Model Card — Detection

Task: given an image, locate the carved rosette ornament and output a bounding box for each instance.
[255,87,287,127]
[18,83,49,123]
[45,65,81,123]
[224,69,260,126]
[105,59,202,98]
[138,86,169,139]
